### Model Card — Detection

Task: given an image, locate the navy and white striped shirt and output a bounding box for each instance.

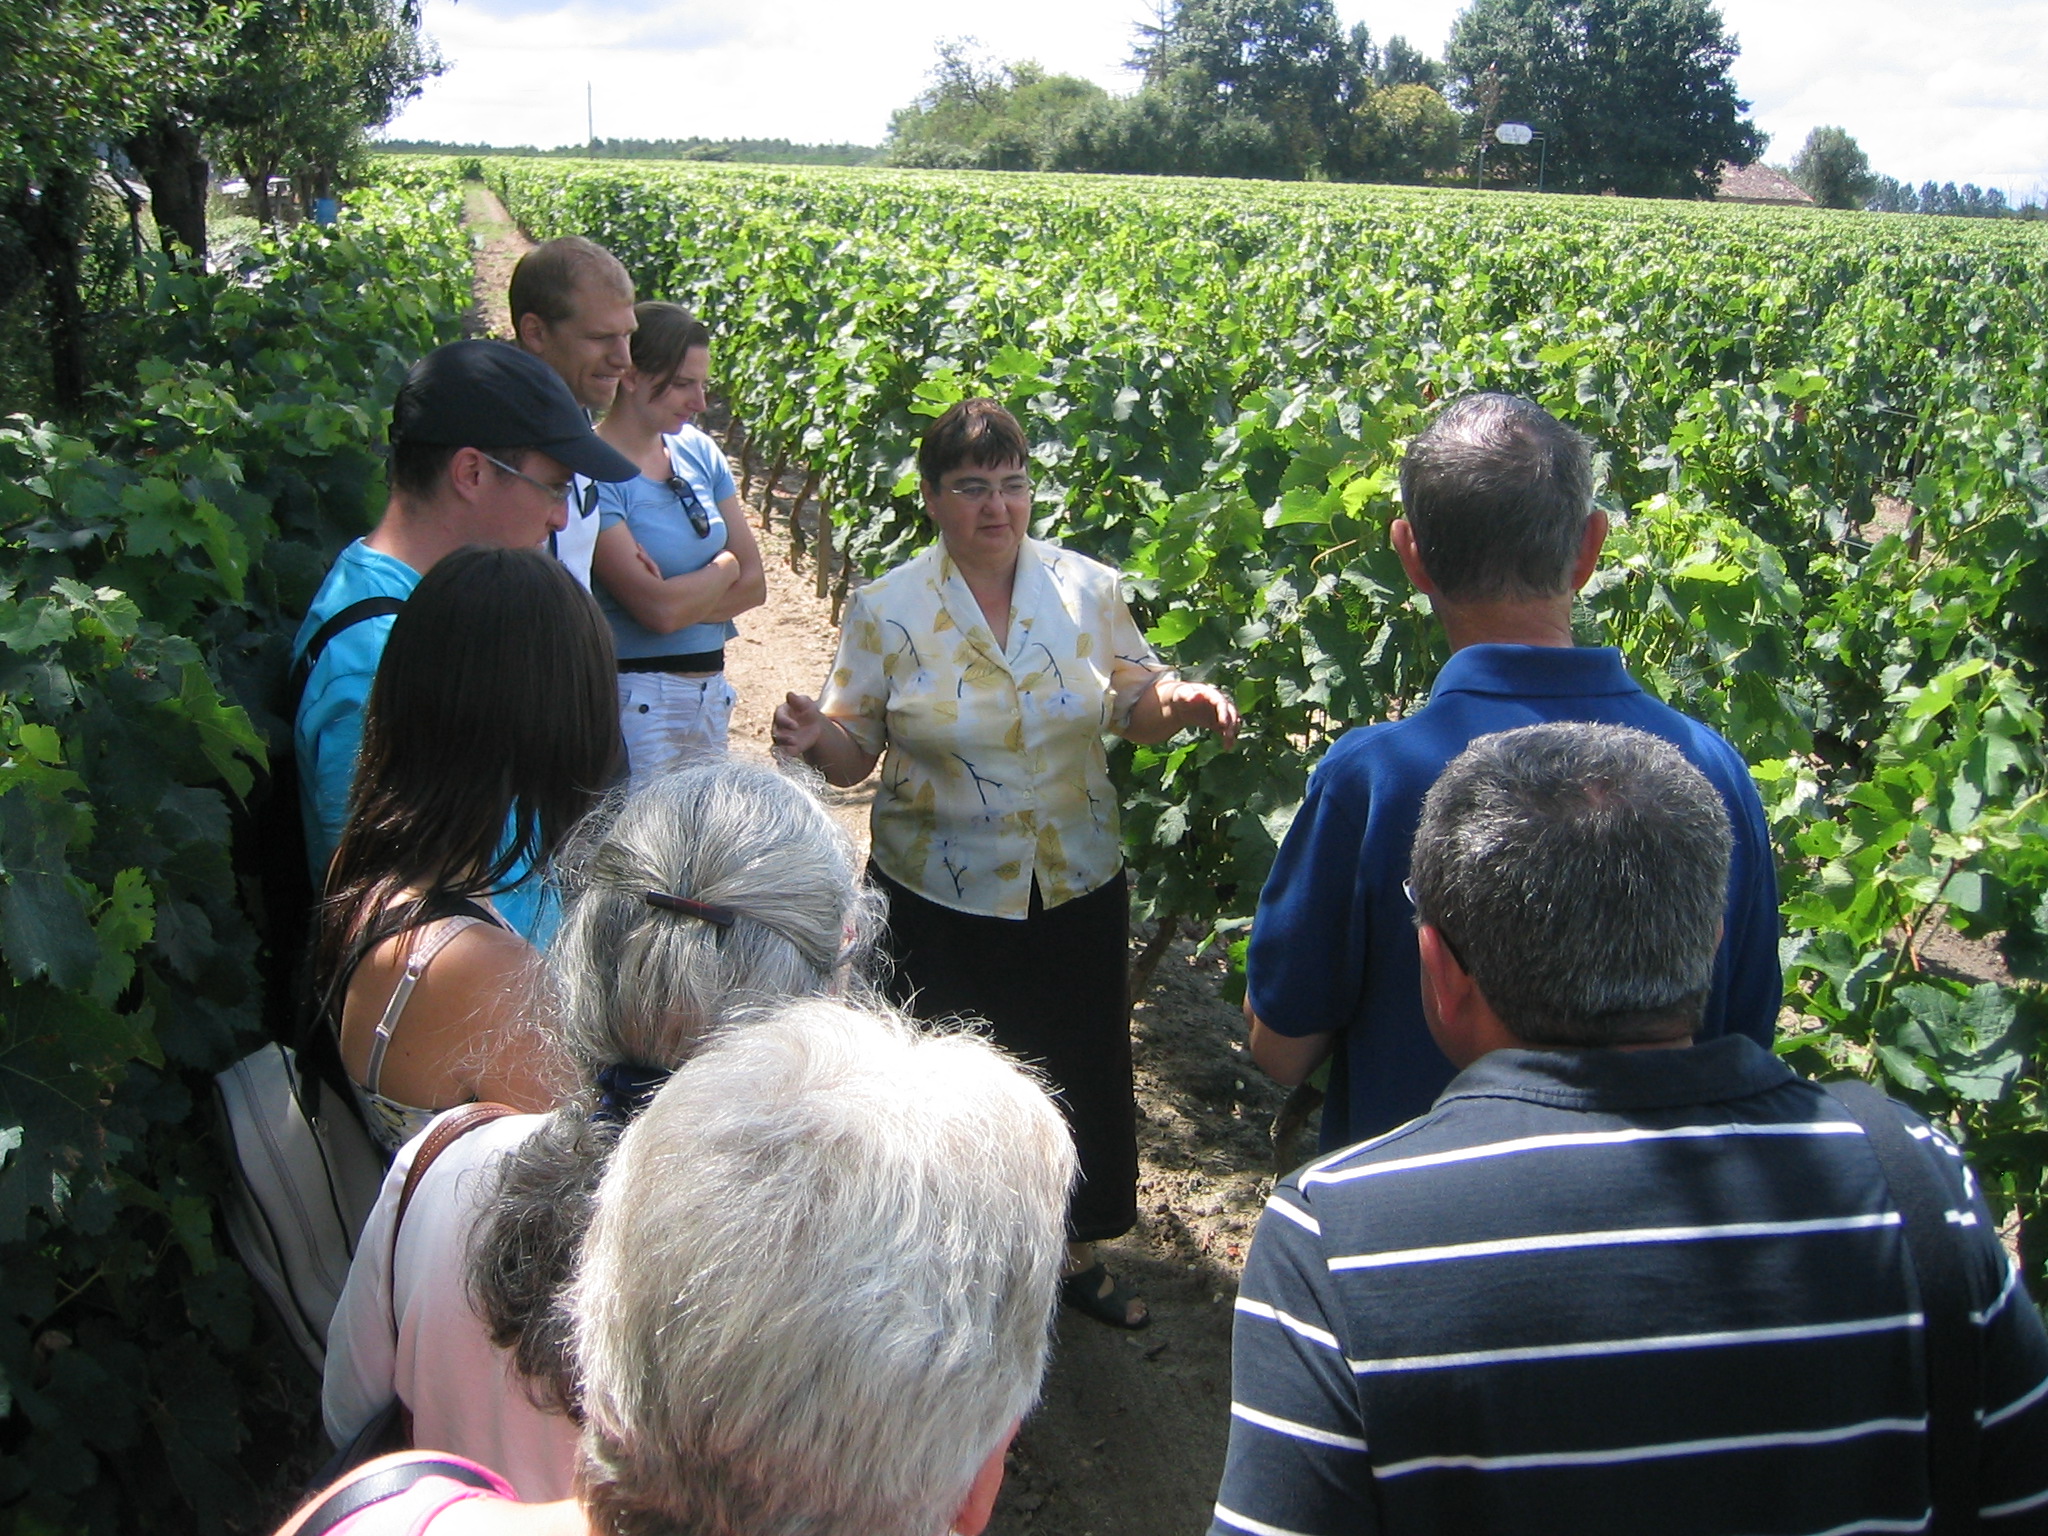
[1213,1037,2048,1536]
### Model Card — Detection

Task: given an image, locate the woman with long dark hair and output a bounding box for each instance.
[314,545,620,1149]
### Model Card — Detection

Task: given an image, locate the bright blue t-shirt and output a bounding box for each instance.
[294,539,419,883]
[291,539,550,941]
[1245,644,1782,1152]
[592,426,738,661]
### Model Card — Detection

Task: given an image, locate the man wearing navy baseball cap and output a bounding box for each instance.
[292,340,638,889]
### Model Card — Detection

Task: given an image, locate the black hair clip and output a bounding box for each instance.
[592,1061,673,1126]
[644,889,736,926]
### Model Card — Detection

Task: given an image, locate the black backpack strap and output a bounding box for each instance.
[294,1455,496,1536]
[286,596,408,712]
[1823,1079,1981,1532]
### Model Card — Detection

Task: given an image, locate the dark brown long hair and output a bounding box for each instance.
[313,545,620,1008]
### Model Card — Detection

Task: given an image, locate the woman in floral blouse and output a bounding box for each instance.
[774,398,1236,1328]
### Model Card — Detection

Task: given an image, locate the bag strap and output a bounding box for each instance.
[292,1454,495,1536]
[386,1102,518,1347]
[395,1103,518,1229]
[1822,1079,1980,1532]
[287,595,407,712]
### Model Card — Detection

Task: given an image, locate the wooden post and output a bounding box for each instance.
[832,555,853,626]
[731,416,752,506]
[1128,908,1183,1007]
[790,469,818,569]
[815,493,834,599]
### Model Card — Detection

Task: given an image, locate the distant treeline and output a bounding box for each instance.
[1865,177,2044,221]
[376,137,883,166]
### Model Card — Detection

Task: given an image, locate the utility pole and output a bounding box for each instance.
[587,81,595,150]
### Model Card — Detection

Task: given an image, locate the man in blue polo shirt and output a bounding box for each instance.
[1244,391,1780,1150]
[294,340,637,905]
[1215,724,2048,1535]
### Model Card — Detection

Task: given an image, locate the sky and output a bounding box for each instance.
[381,0,2048,200]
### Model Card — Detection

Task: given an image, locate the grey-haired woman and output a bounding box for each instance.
[320,759,879,1500]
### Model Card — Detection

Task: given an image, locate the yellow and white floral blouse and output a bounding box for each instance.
[820,537,1171,919]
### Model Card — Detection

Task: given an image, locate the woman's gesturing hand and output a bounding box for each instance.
[772,692,826,757]
[1167,681,1239,748]
[773,694,881,787]
[1126,677,1239,747]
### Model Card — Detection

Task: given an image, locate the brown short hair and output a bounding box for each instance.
[509,237,633,330]
[918,398,1028,486]
[628,302,711,391]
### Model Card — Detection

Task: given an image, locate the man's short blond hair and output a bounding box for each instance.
[508,236,632,329]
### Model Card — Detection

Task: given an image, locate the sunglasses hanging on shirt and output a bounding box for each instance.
[666,475,712,539]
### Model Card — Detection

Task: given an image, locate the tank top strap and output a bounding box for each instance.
[361,915,489,1094]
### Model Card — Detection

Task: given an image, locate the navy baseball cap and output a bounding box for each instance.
[391,340,638,483]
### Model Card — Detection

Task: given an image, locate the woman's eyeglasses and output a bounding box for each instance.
[668,475,712,539]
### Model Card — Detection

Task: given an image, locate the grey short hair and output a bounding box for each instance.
[1399,392,1595,600]
[1408,723,1731,1046]
[572,998,1076,1536]
[468,760,884,1410]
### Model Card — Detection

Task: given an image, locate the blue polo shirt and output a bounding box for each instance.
[1245,644,1782,1151]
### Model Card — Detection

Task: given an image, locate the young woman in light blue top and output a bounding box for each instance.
[591,303,766,781]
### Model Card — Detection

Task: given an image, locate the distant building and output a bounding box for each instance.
[1714,162,1817,207]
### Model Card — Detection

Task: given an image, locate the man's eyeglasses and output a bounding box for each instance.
[480,452,573,502]
[1403,878,1469,972]
[940,476,1034,505]
[668,475,713,539]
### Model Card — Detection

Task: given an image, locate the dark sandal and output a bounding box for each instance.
[1061,1261,1150,1330]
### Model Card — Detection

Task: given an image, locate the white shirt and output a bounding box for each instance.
[322,1109,581,1501]
[553,477,601,590]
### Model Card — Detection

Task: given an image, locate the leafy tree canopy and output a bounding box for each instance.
[1790,126,1874,209]
[1445,0,1765,197]
[1353,83,1464,183]
[1136,0,1356,174]
[888,39,1109,170]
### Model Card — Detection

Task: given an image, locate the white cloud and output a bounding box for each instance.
[390,0,1148,148]
[384,0,2048,196]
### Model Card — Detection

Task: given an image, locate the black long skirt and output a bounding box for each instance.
[873,864,1137,1243]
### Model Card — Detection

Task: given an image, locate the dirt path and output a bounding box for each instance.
[460,187,1281,1534]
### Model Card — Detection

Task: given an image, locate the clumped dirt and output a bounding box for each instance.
[458,190,1278,1532]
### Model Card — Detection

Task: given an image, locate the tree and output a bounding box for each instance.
[1135,0,1358,177]
[1353,84,1463,182]
[1,0,235,409]
[1864,174,1917,214]
[212,0,440,222]
[1377,36,1447,91]
[887,41,1109,171]
[1045,86,1290,179]
[1445,0,1765,198]
[1790,126,1874,209]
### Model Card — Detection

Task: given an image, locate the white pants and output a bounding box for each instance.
[617,671,736,785]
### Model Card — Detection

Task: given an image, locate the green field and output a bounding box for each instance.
[1,155,2045,1524]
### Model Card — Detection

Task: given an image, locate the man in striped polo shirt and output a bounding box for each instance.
[1214,723,2048,1536]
